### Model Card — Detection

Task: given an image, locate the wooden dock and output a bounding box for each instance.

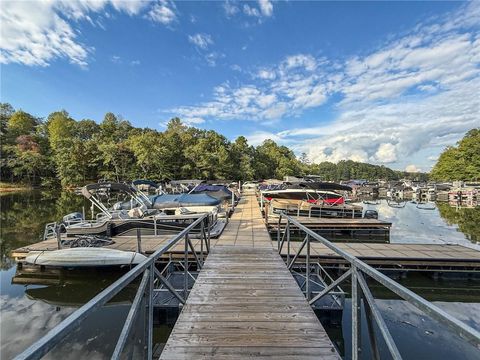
[11,194,480,272]
[160,192,340,359]
[267,216,392,242]
[160,246,339,359]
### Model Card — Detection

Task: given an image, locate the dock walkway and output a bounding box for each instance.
[160,193,340,359]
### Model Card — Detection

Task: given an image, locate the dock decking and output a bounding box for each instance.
[160,192,340,359]
[160,246,340,359]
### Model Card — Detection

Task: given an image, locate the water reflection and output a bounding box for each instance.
[357,199,480,246]
[437,203,480,243]
[1,191,480,358]
[1,190,87,269]
[324,299,480,360]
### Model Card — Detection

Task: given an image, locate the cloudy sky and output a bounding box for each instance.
[1,1,479,172]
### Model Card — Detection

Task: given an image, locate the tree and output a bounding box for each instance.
[431,129,480,181]
[0,103,14,136]
[127,131,169,179]
[7,110,38,140]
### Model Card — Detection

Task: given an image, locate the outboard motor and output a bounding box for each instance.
[364,210,378,219]
[62,212,84,224]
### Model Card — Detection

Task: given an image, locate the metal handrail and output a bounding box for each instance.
[278,213,480,360]
[15,213,210,360]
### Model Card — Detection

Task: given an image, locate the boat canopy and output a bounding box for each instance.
[132,179,159,188]
[81,183,136,199]
[285,182,352,192]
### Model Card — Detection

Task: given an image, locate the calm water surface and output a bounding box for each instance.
[1,191,480,359]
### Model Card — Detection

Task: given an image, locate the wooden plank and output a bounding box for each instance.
[160,222,340,360]
[160,345,340,360]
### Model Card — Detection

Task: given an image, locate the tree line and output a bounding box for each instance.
[430,129,480,182]
[1,103,425,187]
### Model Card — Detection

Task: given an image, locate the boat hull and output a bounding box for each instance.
[25,248,147,267]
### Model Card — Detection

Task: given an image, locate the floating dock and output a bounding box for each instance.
[266,216,392,242]
[160,191,340,359]
[11,194,480,273]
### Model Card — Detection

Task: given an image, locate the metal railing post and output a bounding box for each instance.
[364,291,380,360]
[184,234,188,300]
[147,263,154,360]
[136,228,142,254]
[352,266,361,360]
[277,214,281,251]
[200,219,205,265]
[306,234,310,301]
[287,220,290,267]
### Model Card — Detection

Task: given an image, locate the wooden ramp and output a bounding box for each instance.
[160,193,340,359]
[159,246,340,359]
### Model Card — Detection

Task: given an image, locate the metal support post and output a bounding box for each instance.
[352,267,361,360]
[184,235,188,300]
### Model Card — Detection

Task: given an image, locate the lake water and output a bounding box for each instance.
[1,191,480,359]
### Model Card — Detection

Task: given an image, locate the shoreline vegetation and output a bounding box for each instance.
[2,103,475,188]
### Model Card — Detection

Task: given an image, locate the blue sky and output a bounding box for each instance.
[1,1,479,172]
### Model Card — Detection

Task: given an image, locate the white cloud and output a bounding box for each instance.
[406,164,421,173]
[188,33,213,50]
[247,131,282,146]
[205,52,225,67]
[168,52,330,122]
[167,2,480,170]
[223,1,239,17]
[283,54,317,71]
[258,0,274,17]
[111,55,121,64]
[256,68,276,80]
[241,0,274,20]
[0,0,153,67]
[146,0,177,25]
[243,4,260,18]
[375,143,397,163]
[183,117,205,125]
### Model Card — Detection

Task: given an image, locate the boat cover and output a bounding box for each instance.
[151,193,221,209]
[191,184,237,201]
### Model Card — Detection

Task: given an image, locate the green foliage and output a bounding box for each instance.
[7,110,38,140]
[431,129,480,181]
[2,102,431,187]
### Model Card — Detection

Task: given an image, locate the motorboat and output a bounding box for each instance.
[262,182,351,205]
[49,182,226,239]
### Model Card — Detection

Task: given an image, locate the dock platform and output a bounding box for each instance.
[11,195,480,272]
[160,191,340,359]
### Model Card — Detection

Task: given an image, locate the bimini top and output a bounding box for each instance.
[81,183,136,199]
[284,182,352,192]
[132,179,159,188]
[191,184,236,201]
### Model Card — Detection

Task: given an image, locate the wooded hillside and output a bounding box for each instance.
[430,129,480,181]
[0,103,425,187]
